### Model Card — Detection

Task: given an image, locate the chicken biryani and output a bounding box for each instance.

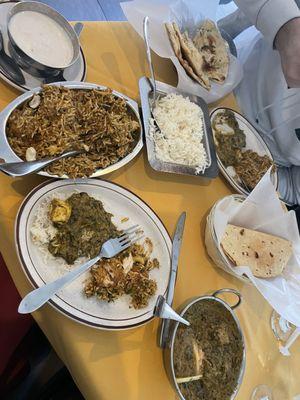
[6,85,140,178]
[30,192,159,309]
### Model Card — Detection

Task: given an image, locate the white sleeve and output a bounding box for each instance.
[234,0,300,44]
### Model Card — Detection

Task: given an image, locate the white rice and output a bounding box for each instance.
[149,93,208,171]
[30,191,88,269]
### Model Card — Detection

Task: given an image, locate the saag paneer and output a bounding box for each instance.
[174,299,243,400]
[48,192,118,264]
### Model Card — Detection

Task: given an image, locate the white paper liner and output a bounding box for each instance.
[122,0,243,103]
[212,170,300,327]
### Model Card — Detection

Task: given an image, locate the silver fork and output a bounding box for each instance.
[18,225,143,314]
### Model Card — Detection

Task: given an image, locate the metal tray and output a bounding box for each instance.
[139,77,218,179]
[0,81,143,179]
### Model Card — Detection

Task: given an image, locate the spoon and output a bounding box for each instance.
[143,16,166,138]
[44,22,84,84]
[0,149,85,177]
[0,28,25,85]
[143,16,157,104]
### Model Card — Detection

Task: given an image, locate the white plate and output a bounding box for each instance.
[210,107,278,196]
[0,2,86,92]
[0,81,143,178]
[16,179,172,330]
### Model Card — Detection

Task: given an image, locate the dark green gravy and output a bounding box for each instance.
[48,192,118,264]
[173,299,244,400]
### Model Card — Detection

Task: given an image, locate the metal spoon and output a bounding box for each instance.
[0,149,85,177]
[154,295,190,326]
[44,22,84,84]
[142,16,166,138]
[0,28,25,85]
[143,16,157,105]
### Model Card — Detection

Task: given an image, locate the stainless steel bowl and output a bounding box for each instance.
[7,1,80,78]
[163,288,246,400]
[0,81,143,179]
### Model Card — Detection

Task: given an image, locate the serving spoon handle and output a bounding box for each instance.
[143,16,157,103]
[0,149,83,177]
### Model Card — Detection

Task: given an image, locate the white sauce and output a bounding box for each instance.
[9,11,74,68]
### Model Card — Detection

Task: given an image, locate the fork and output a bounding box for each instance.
[18,225,143,314]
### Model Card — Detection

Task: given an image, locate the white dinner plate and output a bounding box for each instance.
[0,2,86,92]
[16,179,172,330]
[210,107,278,196]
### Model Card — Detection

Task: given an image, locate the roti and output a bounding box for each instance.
[221,224,293,278]
[193,20,229,83]
[165,20,229,90]
[165,22,208,88]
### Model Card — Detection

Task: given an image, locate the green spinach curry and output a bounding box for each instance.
[173,299,244,400]
[48,192,118,264]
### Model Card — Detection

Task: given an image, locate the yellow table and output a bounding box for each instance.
[0,22,299,400]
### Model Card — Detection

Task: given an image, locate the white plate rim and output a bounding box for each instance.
[15,178,172,330]
[210,107,278,196]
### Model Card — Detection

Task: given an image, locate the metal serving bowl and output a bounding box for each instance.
[7,1,80,78]
[0,81,143,179]
[163,288,246,400]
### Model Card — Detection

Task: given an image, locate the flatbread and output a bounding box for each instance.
[220,224,293,278]
[165,22,181,57]
[165,22,210,91]
[172,23,210,90]
[193,19,229,83]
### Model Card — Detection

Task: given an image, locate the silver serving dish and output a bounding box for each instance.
[0,81,143,179]
[139,77,218,179]
[162,288,246,400]
[7,1,80,77]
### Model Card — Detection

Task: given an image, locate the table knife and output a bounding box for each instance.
[159,211,186,348]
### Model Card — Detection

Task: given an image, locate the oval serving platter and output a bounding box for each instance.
[0,81,143,179]
[16,179,172,330]
[210,107,278,196]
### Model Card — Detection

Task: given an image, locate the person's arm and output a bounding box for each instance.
[275,18,300,87]
[234,0,300,87]
[234,0,300,45]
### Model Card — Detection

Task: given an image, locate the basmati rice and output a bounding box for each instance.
[149,93,208,171]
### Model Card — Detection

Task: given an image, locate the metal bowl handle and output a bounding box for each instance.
[212,288,242,310]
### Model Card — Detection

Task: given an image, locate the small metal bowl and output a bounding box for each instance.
[163,288,246,400]
[7,1,80,78]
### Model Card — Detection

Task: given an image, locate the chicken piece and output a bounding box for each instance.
[49,199,72,225]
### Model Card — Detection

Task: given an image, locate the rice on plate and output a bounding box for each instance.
[30,191,160,310]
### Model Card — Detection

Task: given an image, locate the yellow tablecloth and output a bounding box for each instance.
[0,22,299,400]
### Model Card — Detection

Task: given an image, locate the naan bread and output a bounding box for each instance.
[171,23,210,90]
[165,22,208,88]
[193,20,229,83]
[221,224,293,278]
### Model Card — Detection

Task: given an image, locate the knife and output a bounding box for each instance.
[159,211,186,348]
